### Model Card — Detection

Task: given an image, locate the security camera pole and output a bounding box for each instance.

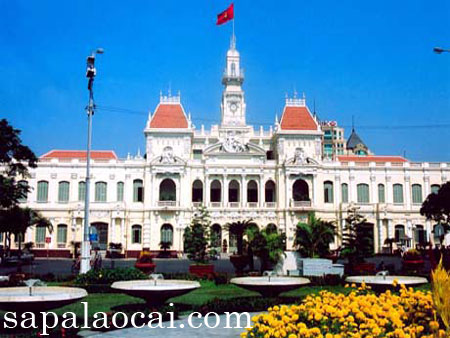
[80,48,104,274]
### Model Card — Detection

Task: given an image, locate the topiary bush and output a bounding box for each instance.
[74,267,148,286]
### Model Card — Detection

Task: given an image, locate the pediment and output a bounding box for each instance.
[204,141,266,157]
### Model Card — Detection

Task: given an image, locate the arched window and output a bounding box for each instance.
[58,181,70,202]
[393,184,404,204]
[228,180,240,202]
[78,181,86,201]
[57,224,68,244]
[324,181,334,203]
[161,224,173,244]
[341,183,348,203]
[411,184,422,204]
[192,180,203,202]
[357,183,370,203]
[132,225,142,244]
[434,224,445,243]
[159,179,176,201]
[266,223,277,234]
[211,224,222,247]
[431,184,440,194]
[414,225,426,245]
[247,180,258,203]
[117,181,124,201]
[18,180,28,203]
[210,180,222,202]
[37,181,49,202]
[265,180,276,203]
[35,225,46,243]
[133,179,144,202]
[95,182,107,202]
[292,179,309,201]
[395,224,405,243]
[378,184,385,203]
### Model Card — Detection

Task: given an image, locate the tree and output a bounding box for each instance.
[247,225,286,273]
[421,182,450,242]
[183,205,212,264]
[0,119,37,208]
[0,207,52,256]
[294,212,336,258]
[224,219,253,256]
[341,206,374,264]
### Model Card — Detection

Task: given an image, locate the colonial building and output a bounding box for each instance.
[13,36,450,257]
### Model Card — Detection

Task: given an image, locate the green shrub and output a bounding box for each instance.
[74,267,148,286]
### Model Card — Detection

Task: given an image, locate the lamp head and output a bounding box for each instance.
[433,47,444,54]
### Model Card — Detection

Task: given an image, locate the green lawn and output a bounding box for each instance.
[50,281,364,318]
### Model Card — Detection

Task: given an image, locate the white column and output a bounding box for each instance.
[386,176,392,204]
[205,175,210,206]
[334,175,340,205]
[312,174,318,206]
[387,219,393,239]
[242,175,247,206]
[406,220,413,248]
[111,217,116,243]
[120,218,125,245]
[370,175,376,204]
[223,175,228,206]
[259,175,264,207]
[424,176,430,198]
[426,220,433,245]
[404,176,411,210]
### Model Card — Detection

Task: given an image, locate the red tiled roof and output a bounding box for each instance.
[338,156,408,163]
[149,104,188,129]
[280,106,318,130]
[41,150,117,160]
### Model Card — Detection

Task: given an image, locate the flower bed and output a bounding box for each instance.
[242,284,446,338]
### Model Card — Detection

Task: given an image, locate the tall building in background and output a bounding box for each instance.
[11,36,449,258]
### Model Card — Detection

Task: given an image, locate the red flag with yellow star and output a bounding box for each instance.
[216,3,234,25]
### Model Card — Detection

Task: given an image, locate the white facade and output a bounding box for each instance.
[15,37,450,257]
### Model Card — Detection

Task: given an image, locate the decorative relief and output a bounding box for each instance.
[220,134,248,153]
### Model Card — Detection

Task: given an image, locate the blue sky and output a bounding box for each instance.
[1,0,449,161]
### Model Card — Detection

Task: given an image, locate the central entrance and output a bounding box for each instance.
[91,222,108,251]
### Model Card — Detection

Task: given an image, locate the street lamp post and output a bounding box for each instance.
[80,48,104,274]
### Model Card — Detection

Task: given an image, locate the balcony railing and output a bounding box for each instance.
[229,202,240,208]
[265,202,276,208]
[291,200,312,208]
[247,202,258,208]
[210,202,222,208]
[158,201,177,207]
[192,202,202,208]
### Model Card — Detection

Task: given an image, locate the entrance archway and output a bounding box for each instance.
[91,222,108,250]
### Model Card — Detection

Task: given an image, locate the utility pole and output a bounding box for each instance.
[80,48,104,274]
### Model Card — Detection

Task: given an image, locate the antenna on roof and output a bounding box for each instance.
[352,115,355,132]
[313,99,316,117]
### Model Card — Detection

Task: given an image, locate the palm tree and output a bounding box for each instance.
[294,212,336,258]
[224,219,253,255]
[0,206,52,257]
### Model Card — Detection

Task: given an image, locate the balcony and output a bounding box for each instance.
[247,202,258,208]
[265,202,276,208]
[158,201,178,208]
[210,202,222,208]
[229,202,240,208]
[291,200,312,208]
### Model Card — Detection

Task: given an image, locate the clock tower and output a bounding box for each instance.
[220,35,246,127]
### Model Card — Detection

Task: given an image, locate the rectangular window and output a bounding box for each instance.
[393,184,404,204]
[341,183,348,203]
[193,149,203,160]
[57,225,67,243]
[35,226,46,243]
[378,184,385,203]
[37,181,49,202]
[411,184,423,204]
[357,184,370,203]
[117,182,124,201]
[58,181,70,202]
[324,181,333,203]
[18,181,28,203]
[78,182,86,201]
[95,182,107,202]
